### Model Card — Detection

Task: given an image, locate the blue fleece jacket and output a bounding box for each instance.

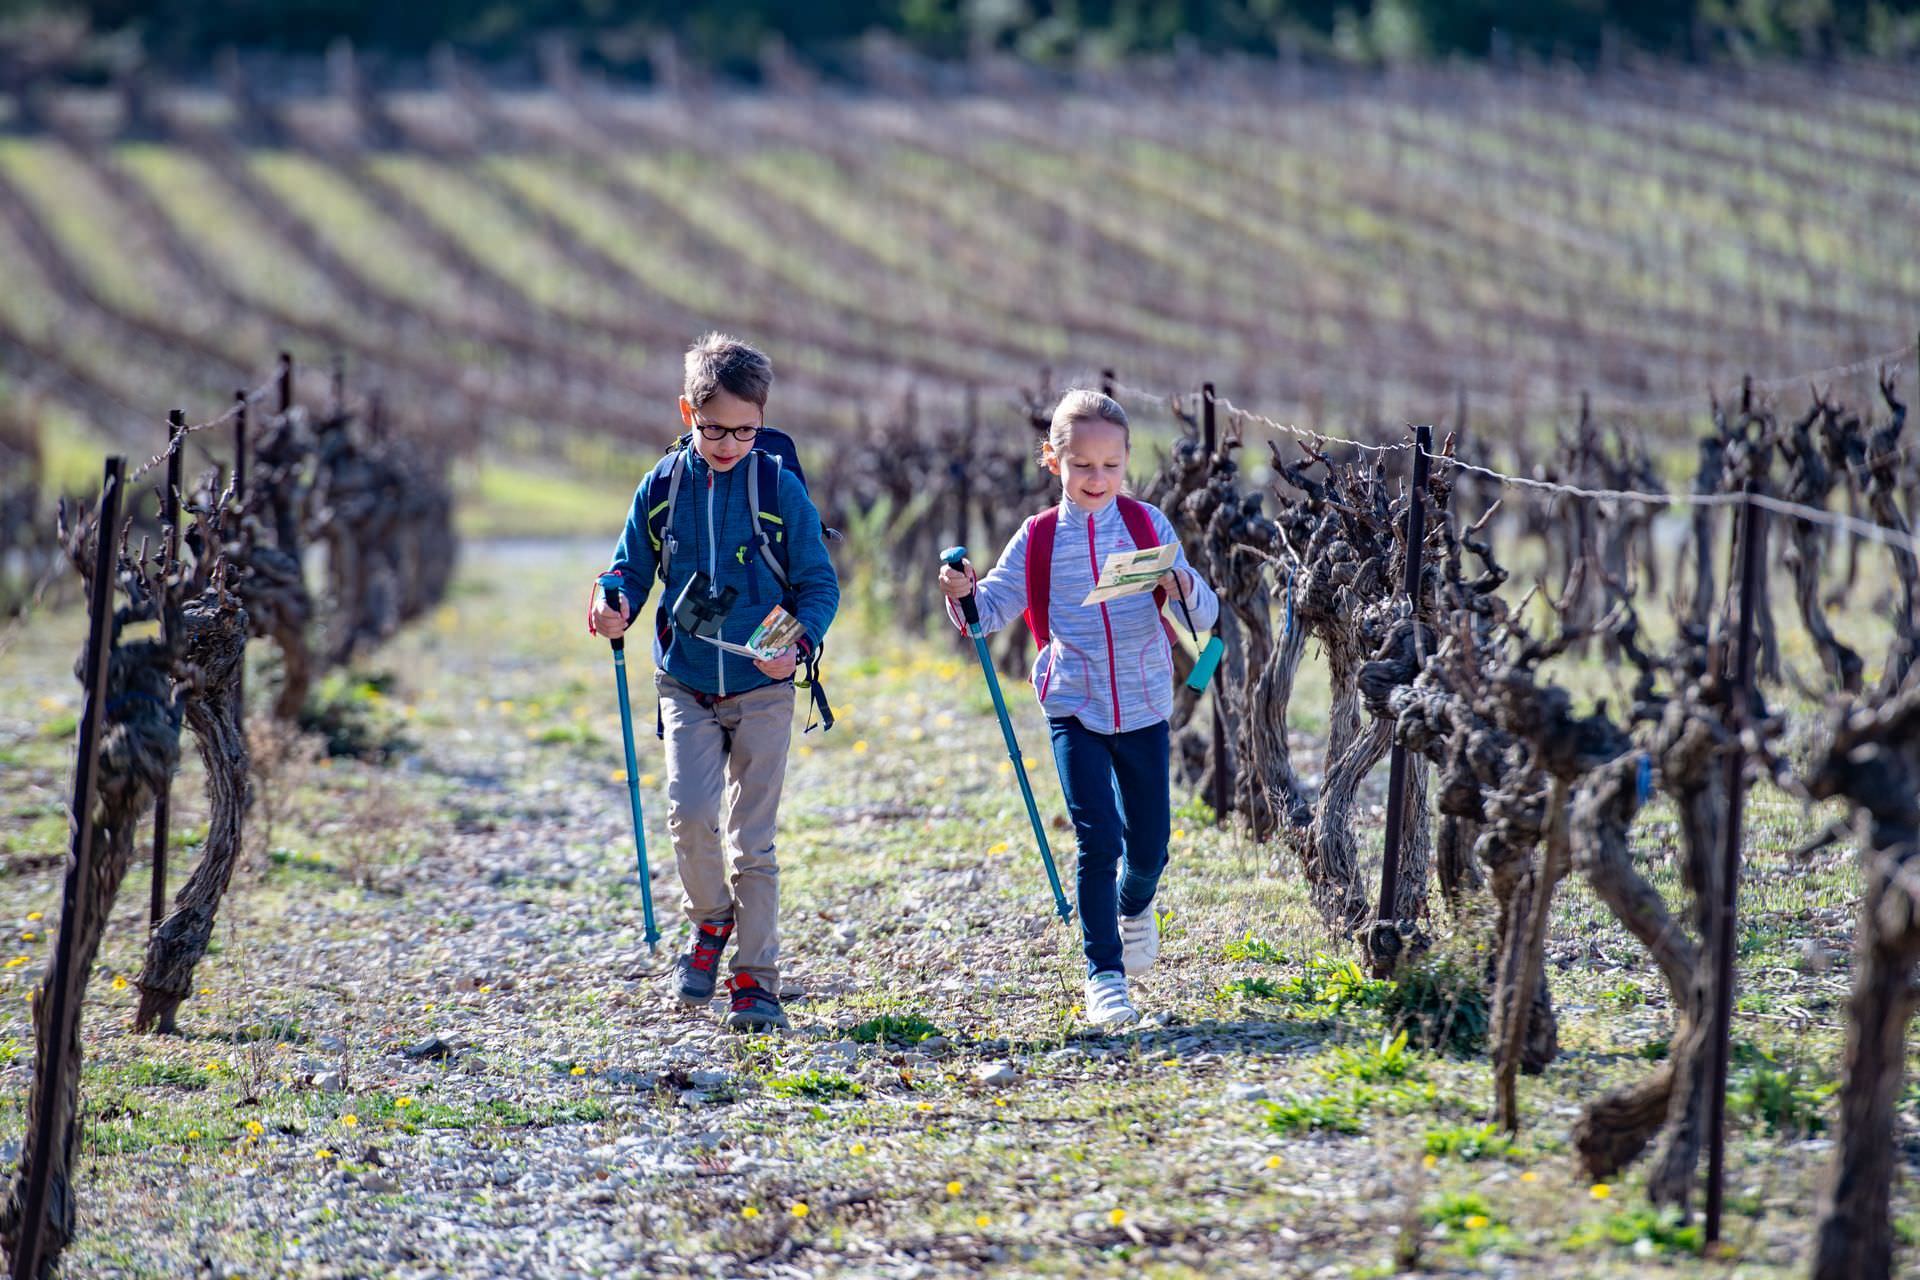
[606,449,840,698]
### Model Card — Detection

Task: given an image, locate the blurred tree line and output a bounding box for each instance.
[3,0,1917,76]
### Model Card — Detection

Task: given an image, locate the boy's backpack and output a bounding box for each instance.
[640,427,834,731]
[1023,496,1176,648]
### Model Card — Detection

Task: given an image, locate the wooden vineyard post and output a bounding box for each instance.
[1202,382,1231,826]
[1705,475,1765,1246]
[12,457,122,1280]
[1369,424,1432,975]
[150,412,183,931]
[233,390,248,719]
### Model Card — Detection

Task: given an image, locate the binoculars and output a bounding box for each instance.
[672,571,737,639]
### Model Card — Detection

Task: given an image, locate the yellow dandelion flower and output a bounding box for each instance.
[1422,1154,1438,1170]
[741,1205,760,1219]
[1464,1214,1489,1230]
[918,1102,933,1112]
[1266,1155,1282,1170]
[498,700,514,713]
[1590,1183,1612,1200]
[198,987,212,996]
[640,773,657,787]
[789,1202,809,1218]
[4,957,24,969]
[20,933,34,942]
[1022,756,1039,769]
[1519,1170,1537,1183]
[1108,1208,1127,1226]
[988,842,1009,855]
[187,1129,200,1139]
[315,1148,334,1160]
[994,1098,1007,1108]
[423,1003,434,1012]
[478,984,493,994]
[946,1180,963,1196]
[931,775,946,787]
[340,1114,358,1128]
[570,1065,587,1076]
[246,1121,264,1136]
[1172,829,1186,841]
[611,769,627,783]
[395,1097,413,1109]
[849,1142,866,1156]
[975,1214,991,1228]
[22,991,32,1003]
[25,913,41,922]
[853,740,870,754]
[112,976,128,991]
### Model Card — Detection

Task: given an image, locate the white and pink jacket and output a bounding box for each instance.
[949,496,1219,735]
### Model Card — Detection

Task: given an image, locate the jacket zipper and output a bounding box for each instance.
[708,469,725,697]
[1088,511,1120,731]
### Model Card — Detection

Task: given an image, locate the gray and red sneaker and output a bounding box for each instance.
[724,973,789,1031]
[677,920,733,1005]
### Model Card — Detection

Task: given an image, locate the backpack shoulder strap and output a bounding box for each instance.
[1116,497,1170,614]
[745,450,790,589]
[646,448,689,582]
[1116,496,1177,642]
[1023,507,1060,647]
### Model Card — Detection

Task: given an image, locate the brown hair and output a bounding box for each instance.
[683,332,773,409]
[1041,389,1130,464]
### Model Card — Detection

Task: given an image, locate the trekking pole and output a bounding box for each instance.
[598,574,660,952]
[940,547,1071,923]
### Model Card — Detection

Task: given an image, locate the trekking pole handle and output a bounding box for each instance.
[940,546,981,627]
[598,574,626,652]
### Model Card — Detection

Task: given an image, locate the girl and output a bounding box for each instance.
[938,390,1219,1028]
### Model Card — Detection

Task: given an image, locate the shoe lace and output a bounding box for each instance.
[690,927,729,973]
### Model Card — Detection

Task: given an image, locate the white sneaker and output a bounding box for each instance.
[1119,908,1160,976]
[1085,972,1139,1029]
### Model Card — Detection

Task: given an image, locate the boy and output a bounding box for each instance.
[590,334,839,1030]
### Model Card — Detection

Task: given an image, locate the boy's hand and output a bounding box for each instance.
[1157,567,1193,605]
[592,591,631,639]
[754,648,798,680]
[938,561,976,599]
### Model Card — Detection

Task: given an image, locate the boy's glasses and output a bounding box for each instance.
[694,421,762,443]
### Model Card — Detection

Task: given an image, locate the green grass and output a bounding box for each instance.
[455,456,638,539]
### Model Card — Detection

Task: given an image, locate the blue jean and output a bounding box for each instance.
[1048,716,1172,977]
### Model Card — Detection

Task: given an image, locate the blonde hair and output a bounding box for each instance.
[1042,389,1129,463]
[683,332,772,409]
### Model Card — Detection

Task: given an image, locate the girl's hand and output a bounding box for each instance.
[938,561,976,599]
[1157,567,1193,605]
[754,648,799,680]
[591,590,631,639]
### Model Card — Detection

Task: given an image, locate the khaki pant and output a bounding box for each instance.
[656,672,794,990]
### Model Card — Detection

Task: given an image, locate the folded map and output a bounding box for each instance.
[1082,542,1179,606]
